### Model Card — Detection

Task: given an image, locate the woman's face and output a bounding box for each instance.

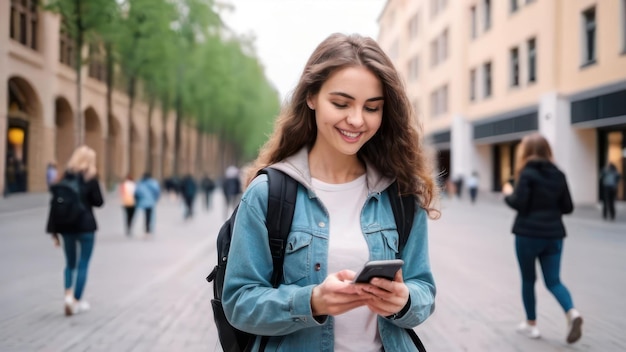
[307,65,384,157]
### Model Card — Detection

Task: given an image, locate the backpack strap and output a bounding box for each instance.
[388,182,427,352]
[259,168,298,287]
[388,181,415,256]
[257,168,298,352]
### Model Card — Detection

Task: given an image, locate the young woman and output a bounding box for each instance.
[222,33,438,351]
[46,145,104,316]
[120,174,136,236]
[503,133,583,343]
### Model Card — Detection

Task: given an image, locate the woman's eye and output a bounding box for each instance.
[332,102,348,108]
[365,106,380,113]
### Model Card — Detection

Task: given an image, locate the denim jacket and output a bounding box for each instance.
[222,148,436,351]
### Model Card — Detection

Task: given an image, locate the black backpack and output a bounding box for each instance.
[206,168,426,352]
[49,175,87,226]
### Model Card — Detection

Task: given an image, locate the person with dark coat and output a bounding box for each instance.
[503,133,582,344]
[200,174,216,210]
[46,146,104,317]
[181,174,197,219]
[599,162,621,221]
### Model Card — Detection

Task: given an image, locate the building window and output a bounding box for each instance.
[430,39,439,67]
[408,13,419,40]
[470,68,477,101]
[9,0,39,50]
[389,40,399,61]
[441,84,448,114]
[582,7,596,65]
[621,0,626,53]
[511,0,519,13]
[408,56,419,82]
[59,26,75,67]
[441,28,449,62]
[528,38,537,82]
[510,47,520,87]
[484,62,492,98]
[470,6,477,39]
[431,0,447,19]
[88,43,107,83]
[484,0,491,31]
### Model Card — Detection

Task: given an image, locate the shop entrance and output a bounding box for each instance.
[598,128,625,201]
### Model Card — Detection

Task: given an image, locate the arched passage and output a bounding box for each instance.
[84,107,105,176]
[149,127,160,178]
[55,97,74,170]
[130,122,144,179]
[107,115,123,184]
[6,76,44,193]
[162,133,172,178]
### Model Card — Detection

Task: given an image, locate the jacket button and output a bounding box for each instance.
[318,222,325,228]
[315,263,321,271]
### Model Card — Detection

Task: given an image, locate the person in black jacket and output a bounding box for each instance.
[46,146,104,316]
[503,133,582,344]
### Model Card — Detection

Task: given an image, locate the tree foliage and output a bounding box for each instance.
[44,0,281,169]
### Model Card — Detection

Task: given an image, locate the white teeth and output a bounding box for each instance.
[340,129,360,138]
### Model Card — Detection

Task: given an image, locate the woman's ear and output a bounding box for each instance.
[306,96,315,110]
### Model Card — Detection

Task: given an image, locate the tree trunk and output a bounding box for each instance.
[74,0,84,146]
[160,99,168,179]
[145,97,155,175]
[173,89,182,178]
[127,76,137,178]
[105,42,114,189]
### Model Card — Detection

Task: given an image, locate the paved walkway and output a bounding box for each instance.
[0,188,624,351]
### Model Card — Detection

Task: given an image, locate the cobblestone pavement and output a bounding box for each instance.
[0,190,624,351]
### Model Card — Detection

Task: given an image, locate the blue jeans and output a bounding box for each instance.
[61,232,95,300]
[515,236,574,320]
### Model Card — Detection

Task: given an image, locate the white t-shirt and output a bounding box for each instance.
[312,175,382,352]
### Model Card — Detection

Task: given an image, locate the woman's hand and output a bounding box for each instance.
[52,234,61,248]
[359,269,409,317]
[502,182,514,196]
[310,270,370,316]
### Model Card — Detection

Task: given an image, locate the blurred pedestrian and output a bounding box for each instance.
[46,145,104,316]
[119,174,136,236]
[503,133,582,344]
[454,173,464,199]
[222,165,241,219]
[200,174,216,210]
[599,162,621,221]
[222,33,437,351]
[46,161,58,189]
[134,172,160,237]
[181,174,197,220]
[467,171,479,204]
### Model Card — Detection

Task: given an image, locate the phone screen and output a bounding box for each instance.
[353,259,404,283]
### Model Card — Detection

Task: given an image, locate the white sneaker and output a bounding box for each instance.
[566,309,583,344]
[71,301,91,315]
[64,296,75,316]
[517,321,541,339]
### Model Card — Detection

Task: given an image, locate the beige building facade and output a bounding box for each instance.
[378,0,626,204]
[2,1,228,195]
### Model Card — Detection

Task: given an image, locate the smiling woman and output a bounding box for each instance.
[220,32,438,352]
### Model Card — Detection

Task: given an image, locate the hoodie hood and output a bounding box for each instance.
[269,147,394,195]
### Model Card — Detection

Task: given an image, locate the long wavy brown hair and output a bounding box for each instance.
[514,133,553,180]
[246,33,439,218]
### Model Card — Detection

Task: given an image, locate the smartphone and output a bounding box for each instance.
[353,259,404,283]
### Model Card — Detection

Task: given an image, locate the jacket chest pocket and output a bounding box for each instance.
[282,232,312,285]
[381,230,400,258]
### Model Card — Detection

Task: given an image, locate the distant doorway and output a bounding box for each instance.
[598,128,625,201]
[5,118,29,194]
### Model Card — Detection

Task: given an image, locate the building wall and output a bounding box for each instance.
[1,4,228,195]
[378,0,626,204]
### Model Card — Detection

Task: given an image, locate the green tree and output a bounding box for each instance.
[45,0,118,146]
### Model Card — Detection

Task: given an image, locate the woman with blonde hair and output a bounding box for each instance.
[503,133,583,343]
[222,33,437,351]
[46,145,104,316]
